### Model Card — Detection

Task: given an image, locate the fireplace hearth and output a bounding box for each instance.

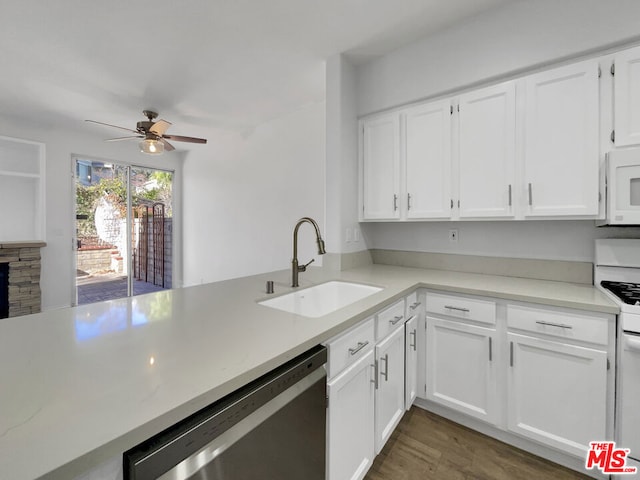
[0,242,45,318]
[0,263,8,319]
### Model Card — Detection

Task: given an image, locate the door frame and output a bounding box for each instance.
[71,153,181,306]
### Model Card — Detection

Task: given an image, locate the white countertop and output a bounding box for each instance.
[0,264,618,480]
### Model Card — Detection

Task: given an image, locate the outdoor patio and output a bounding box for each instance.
[77,273,167,305]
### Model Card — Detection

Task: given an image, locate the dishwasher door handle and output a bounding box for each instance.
[625,334,640,352]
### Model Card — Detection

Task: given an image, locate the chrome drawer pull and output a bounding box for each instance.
[409,301,422,310]
[444,305,470,313]
[348,341,369,356]
[373,360,379,389]
[535,320,573,330]
[410,330,417,351]
[390,315,404,325]
[380,354,389,381]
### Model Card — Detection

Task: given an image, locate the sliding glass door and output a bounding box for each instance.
[74,159,173,305]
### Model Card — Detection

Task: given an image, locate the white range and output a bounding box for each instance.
[595,238,640,473]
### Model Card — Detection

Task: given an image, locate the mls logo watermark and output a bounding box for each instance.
[586,442,637,475]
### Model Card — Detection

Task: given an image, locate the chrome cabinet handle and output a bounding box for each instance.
[528,183,533,206]
[409,301,421,310]
[489,337,492,362]
[410,330,417,351]
[535,320,573,330]
[348,341,369,356]
[373,361,379,389]
[407,193,412,210]
[390,315,404,325]
[508,184,512,207]
[510,341,514,367]
[393,194,398,211]
[380,354,389,382]
[444,305,470,313]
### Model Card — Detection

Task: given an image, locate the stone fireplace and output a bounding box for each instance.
[0,242,45,319]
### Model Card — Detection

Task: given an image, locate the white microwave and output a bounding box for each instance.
[606,148,640,225]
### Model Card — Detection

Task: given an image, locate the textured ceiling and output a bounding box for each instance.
[0,0,515,145]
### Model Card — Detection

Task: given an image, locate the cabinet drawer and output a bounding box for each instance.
[326,318,375,378]
[507,304,609,346]
[376,299,406,341]
[426,292,496,325]
[405,291,421,319]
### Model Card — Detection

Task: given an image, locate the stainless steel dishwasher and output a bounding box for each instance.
[124,345,327,480]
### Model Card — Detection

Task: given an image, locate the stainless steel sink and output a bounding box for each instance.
[258,281,383,318]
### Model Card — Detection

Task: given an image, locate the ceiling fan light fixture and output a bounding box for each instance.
[139,138,164,155]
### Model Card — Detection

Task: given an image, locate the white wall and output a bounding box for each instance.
[325,54,365,258]
[363,221,640,263]
[341,0,640,263]
[181,101,325,286]
[0,114,183,310]
[356,0,640,115]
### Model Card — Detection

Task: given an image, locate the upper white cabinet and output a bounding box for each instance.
[523,59,600,217]
[361,112,401,220]
[404,100,453,219]
[458,82,516,218]
[613,45,640,147]
[359,55,605,222]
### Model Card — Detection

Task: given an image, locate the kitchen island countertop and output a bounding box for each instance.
[0,264,618,480]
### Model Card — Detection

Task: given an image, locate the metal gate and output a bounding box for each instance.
[134,203,165,287]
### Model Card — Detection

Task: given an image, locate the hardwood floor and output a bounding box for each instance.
[364,407,591,480]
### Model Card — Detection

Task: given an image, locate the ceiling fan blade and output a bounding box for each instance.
[159,138,175,152]
[85,119,139,134]
[150,119,172,136]
[105,136,143,142]
[162,134,207,144]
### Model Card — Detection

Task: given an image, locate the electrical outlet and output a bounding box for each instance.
[449,229,458,243]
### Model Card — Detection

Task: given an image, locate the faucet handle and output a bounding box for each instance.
[299,258,315,271]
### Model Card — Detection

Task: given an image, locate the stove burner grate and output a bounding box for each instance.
[601,281,640,306]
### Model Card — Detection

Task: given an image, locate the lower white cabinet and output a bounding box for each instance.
[426,316,498,424]
[374,323,406,454]
[507,332,608,458]
[327,350,375,480]
[405,315,418,410]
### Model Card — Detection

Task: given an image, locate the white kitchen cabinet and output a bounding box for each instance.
[523,59,600,217]
[327,350,375,480]
[404,100,453,219]
[457,81,516,218]
[613,45,640,146]
[426,315,499,424]
[361,112,401,220]
[374,323,406,454]
[507,332,607,458]
[404,315,418,410]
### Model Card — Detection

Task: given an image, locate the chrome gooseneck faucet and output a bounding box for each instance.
[292,217,326,287]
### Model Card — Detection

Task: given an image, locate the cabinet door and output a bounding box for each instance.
[426,316,498,424]
[374,324,406,454]
[362,113,401,220]
[327,350,375,480]
[614,45,640,146]
[523,59,600,217]
[458,81,516,218]
[507,332,607,458]
[405,315,418,410]
[405,100,452,219]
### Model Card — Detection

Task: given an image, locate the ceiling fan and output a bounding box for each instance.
[85,110,207,155]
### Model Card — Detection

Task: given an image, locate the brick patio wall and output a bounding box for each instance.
[77,247,116,274]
